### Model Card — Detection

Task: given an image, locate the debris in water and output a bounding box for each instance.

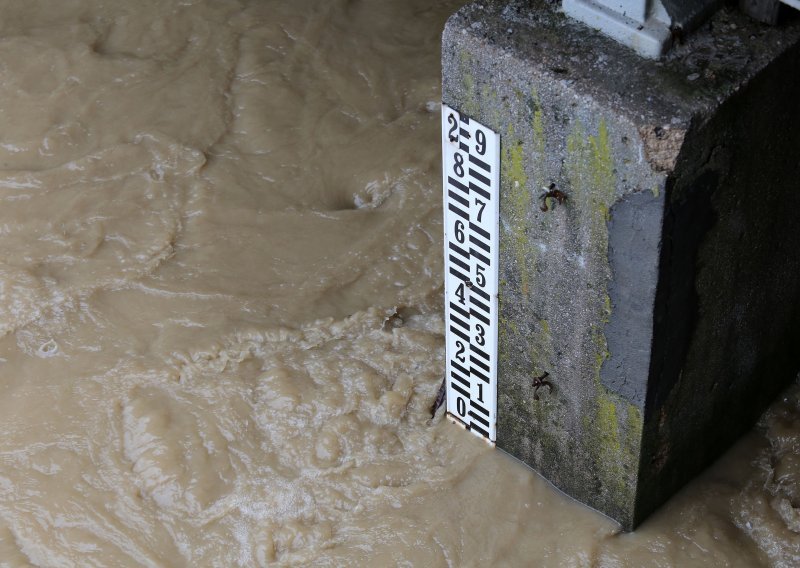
[431,376,446,418]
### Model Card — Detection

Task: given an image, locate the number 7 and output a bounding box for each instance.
[475,199,486,223]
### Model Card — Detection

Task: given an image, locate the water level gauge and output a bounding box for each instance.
[441,104,500,443]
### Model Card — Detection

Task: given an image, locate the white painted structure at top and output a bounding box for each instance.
[562,0,700,58]
[564,0,800,58]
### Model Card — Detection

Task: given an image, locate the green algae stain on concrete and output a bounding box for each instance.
[590,303,641,511]
[498,93,548,300]
[530,317,559,438]
[591,313,640,509]
[626,404,644,455]
[531,91,546,180]
[501,126,532,296]
[498,304,521,369]
[531,318,554,377]
[589,120,615,219]
[593,390,641,506]
[483,85,503,128]
[565,116,642,516]
[529,90,548,208]
[567,118,617,245]
[497,293,509,367]
[481,63,642,523]
[596,393,621,465]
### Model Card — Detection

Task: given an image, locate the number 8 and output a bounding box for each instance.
[453,153,464,177]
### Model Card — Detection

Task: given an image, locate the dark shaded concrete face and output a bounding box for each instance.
[637,42,800,526]
[603,191,664,409]
[443,0,800,529]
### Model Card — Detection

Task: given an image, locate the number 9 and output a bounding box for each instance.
[476,130,486,155]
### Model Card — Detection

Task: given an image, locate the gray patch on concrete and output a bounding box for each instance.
[602,191,665,409]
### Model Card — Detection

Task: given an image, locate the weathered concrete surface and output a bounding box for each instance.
[443,0,800,529]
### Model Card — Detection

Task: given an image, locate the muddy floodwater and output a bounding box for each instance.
[0,0,799,566]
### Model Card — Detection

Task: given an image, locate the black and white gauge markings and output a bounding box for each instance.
[441,104,499,443]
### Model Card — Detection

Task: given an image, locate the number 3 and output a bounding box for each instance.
[475,324,485,346]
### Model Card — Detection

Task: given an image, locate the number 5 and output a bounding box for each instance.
[475,264,486,287]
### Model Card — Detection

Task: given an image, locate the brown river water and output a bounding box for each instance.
[0,0,798,565]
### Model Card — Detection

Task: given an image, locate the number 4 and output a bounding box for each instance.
[455,282,466,305]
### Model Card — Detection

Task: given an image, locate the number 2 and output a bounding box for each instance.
[448,113,458,142]
[455,340,466,363]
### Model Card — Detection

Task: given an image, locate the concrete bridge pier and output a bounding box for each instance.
[442,0,800,529]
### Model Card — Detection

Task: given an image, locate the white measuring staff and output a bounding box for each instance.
[441,104,500,443]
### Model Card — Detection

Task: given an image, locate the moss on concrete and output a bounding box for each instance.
[593,388,642,503]
[590,120,616,218]
[530,90,546,187]
[567,118,617,243]
[502,127,533,296]
[566,117,642,516]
